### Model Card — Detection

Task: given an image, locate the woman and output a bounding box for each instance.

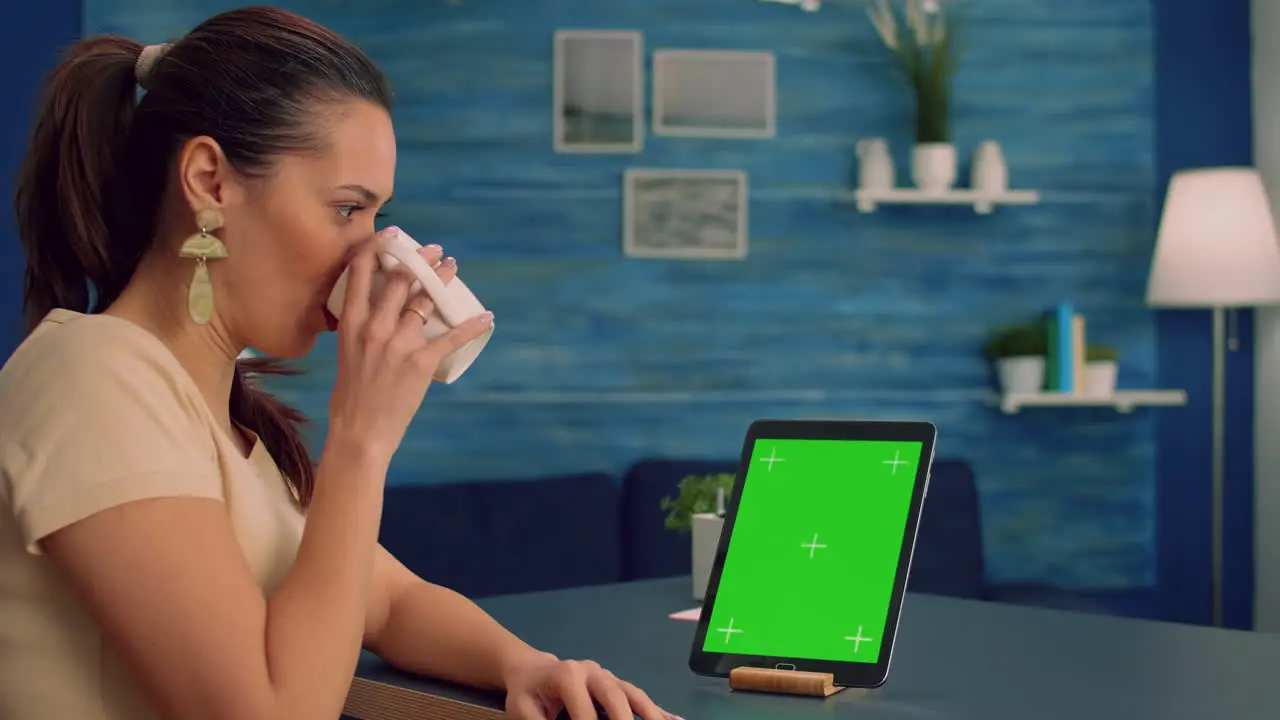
[0,7,676,720]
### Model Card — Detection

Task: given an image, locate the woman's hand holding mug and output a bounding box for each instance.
[326,229,494,466]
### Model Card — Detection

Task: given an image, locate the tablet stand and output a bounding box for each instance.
[729,667,875,698]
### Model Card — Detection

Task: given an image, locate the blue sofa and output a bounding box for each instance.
[380,472,624,597]
[379,458,1162,620]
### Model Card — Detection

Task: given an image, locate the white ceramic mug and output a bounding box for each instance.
[326,228,494,384]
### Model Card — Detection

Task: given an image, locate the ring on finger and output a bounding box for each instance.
[403,306,429,324]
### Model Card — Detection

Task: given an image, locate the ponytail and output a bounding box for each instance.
[230,358,316,506]
[14,35,145,333]
[12,32,318,508]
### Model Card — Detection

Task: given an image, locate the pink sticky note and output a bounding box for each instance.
[668,606,702,621]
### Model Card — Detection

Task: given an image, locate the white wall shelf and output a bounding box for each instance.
[850,188,1041,214]
[998,389,1188,415]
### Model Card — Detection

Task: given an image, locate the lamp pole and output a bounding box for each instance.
[1210,306,1226,627]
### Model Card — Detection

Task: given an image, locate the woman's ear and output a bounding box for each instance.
[176,135,242,217]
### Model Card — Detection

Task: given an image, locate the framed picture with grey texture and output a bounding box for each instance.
[553,29,644,153]
[623,169,749,260]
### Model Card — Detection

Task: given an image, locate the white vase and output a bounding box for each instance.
[856,137,895,191]
[691,513,724,602]
[911,142,957,192]
[1083,361,1119,397]
[971,140,1008,193]
[996,356,1046,395]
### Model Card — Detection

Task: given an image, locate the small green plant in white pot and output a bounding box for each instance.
[984,324,1047,395]
[1083,344,1121,397]
[866,0,964,192]
[660,473,735,601]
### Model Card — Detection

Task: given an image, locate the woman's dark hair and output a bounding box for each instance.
[13,6,393,507]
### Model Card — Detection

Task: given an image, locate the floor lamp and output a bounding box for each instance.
[1146,167,1280,627]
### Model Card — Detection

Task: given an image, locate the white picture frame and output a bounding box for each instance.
[652,50,776,139]
[553,29,644,153]
[623,169,749,260]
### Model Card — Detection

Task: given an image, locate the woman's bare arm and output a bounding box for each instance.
[362,548,553,691]
[42,438,386,720]
[358,550,673,720]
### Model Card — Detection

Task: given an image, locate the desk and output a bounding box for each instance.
[475,577,1278,719]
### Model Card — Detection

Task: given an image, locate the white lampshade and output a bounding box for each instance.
[1146,167,1280,308]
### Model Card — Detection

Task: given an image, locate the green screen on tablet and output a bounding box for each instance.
[701,437,923,664]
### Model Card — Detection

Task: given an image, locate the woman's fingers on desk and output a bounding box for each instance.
[585,669,656,720]
[504,657,682,720]
[617,677,684,720]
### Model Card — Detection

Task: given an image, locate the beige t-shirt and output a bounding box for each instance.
[0,309,307,719]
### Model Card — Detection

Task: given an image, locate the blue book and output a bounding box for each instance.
[1044,311,1059,390]
[1054,303,1074,393]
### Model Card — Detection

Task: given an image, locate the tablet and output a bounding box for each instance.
[688,419,936,689]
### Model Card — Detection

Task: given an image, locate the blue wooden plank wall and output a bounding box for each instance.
[85,0,1156,590]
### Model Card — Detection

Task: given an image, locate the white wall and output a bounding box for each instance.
[1252,0,1280,632]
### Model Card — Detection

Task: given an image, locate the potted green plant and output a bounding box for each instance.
[660,473,735,601]
[1083,344,1121,397]
[866,0,964,191]
[983,323,1047,394]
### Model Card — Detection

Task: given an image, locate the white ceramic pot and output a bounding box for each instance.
[1083,361,1119,397]
[911,142,958,192]
[691,513,724,602]
[996,355,1046,395]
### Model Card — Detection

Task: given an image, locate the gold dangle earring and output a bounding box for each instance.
[179,208,228,325]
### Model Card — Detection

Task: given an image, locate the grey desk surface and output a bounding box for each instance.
[477,577,1280,720]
